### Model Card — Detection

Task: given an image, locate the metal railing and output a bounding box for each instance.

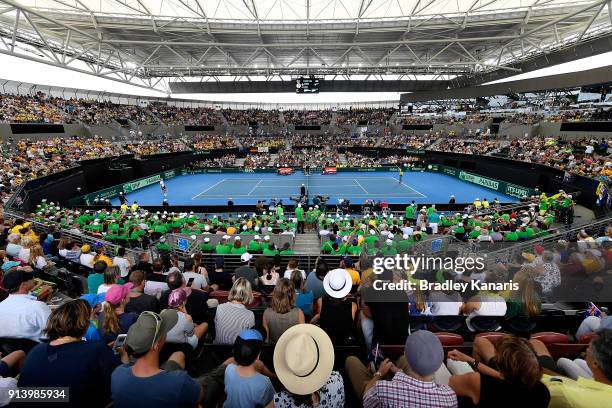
[476,215,612,266]
[2,209,152,266]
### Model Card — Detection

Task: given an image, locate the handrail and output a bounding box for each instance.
[2,209,152,265]
[478,215,612,264]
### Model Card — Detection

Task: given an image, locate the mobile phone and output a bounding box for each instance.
[187,277,195,287]
[113,334,127,354]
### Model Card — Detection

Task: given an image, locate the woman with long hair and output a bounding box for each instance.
[29,244,54,270]
[506,266,542,319]
[97,283,137,344]
[262,278,304,344]
[191,252,210,285]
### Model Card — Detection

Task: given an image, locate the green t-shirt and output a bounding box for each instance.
[215,244,231,254]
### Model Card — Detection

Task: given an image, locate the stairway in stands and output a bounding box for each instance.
[293,232,321,253]
[234,157,246,167]
[338,153,348,166]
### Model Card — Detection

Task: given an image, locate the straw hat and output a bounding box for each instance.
[273,324,334,396]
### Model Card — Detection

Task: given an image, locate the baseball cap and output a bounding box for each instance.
[241,252,253,263]
[168,287,192,308]
[80,293,105,307]
[2,270,34,291]
[238,329,264,342]
[404,330,444,377]
[125,309,179,354]
[81,244,91,253]
[342,256,354,267]
[1,261,21,271]
[105,283,134,306]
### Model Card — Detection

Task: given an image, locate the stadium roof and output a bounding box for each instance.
[0,0,610,92]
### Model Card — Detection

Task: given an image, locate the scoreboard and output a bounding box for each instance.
[295,76,320,93]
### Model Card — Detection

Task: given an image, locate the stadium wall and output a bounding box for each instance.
[424,151,599,208]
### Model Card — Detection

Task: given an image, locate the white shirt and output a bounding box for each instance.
[80,253,95,267]
[35,256,48,269]
[5,243,22,258]
[97,284,112,295]
[144,281,169,298]
[113,256,131,278]
[165,311,195,344]
[183,271,207,290]
[0,294,51,342]
[17,248,30,262]
[283,268,306,280]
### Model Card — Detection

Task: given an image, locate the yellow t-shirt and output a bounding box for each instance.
[543,375,612,408]
[346,267,361,286]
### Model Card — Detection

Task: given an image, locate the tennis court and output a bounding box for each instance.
[110,171,519,206]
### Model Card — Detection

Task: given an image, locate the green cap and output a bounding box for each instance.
[125,309,178,354]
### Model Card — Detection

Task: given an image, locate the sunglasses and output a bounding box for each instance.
[141,311,162,350]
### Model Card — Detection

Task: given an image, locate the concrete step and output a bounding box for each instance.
[293,232,321,252]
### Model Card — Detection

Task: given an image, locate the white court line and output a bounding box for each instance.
[247,179,264,196]
[353,179,369,194]
[200,193,425,198]
[191,178,228,199]
[398,181,427,198]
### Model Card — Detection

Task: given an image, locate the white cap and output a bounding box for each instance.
[240,252,252,262]
[386,239,393,245]
[254,235,261,240]
[222,234,230,239]
[264,235,270,241]
[190,235,197,240]
[234,236,241,240]
[203,237,210,242]
[403,234,409,239]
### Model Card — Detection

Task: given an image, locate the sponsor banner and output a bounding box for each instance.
[459,171,500,190]
[164,170,177,180]
[442,167,457,176]
[241,168,255,173]
[357,168,377,172]
[123,174,161,193]
[278,167,293,175]
[79,186,123,205]
[505,183,531,198]
[439,165,533,198]
[193,150,210,155]
[323,167,337,174]
[406,149,425,155]
[257,146,269,153]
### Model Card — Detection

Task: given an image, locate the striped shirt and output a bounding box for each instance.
[363,372,457,408]
[213,302,255,345]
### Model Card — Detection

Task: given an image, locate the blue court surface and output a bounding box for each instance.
[110,171,519,206]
